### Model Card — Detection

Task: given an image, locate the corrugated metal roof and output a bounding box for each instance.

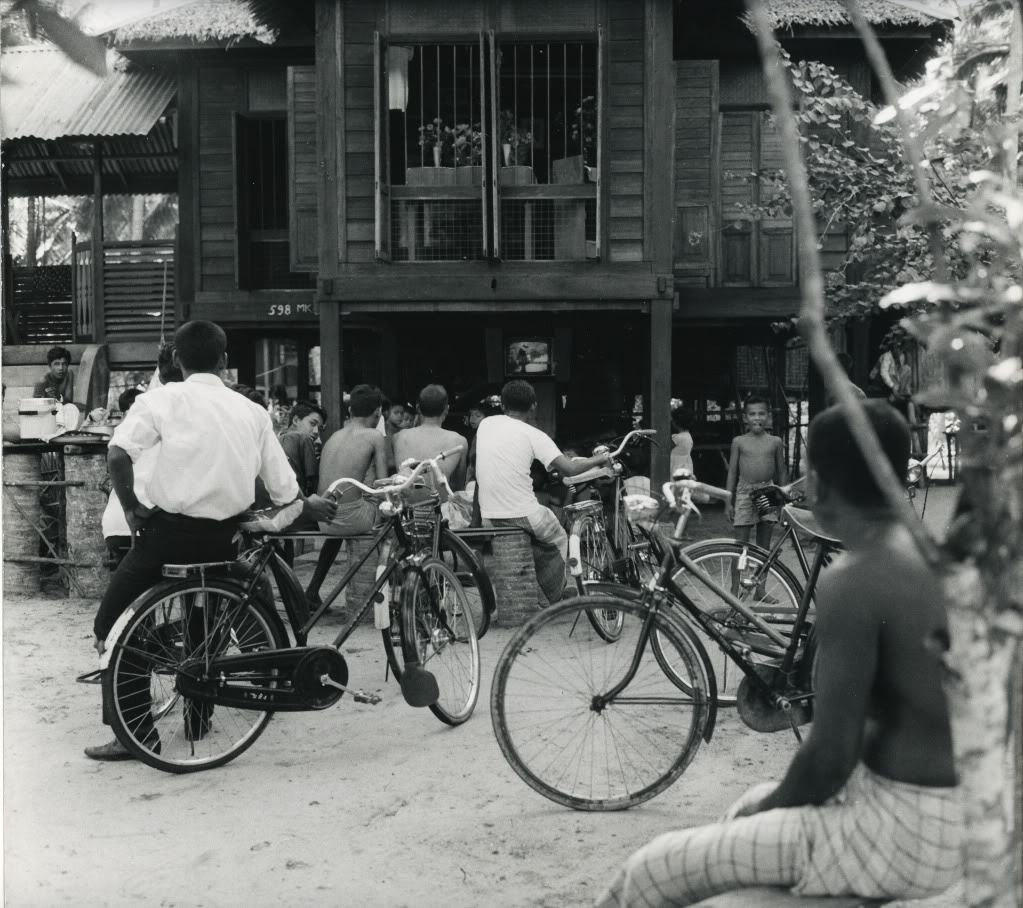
[1,47,176,142]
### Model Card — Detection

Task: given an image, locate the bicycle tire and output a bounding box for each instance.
[570,513,622,640]
[491,595,712,810]
[664,540,806,705]
[400,558,480,726]
[612,493,659,589]
[438,527,496,640]
[104,578,288,774]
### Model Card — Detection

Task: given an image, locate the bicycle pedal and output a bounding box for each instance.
[319,673,381,705]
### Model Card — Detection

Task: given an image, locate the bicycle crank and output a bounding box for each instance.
[736,664,813,734]
[176,645,350,712]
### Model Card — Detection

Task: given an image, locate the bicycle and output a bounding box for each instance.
[99,451,483,774]
[559,428,659,641]
[672,477,836,703]
[490,473,816,811]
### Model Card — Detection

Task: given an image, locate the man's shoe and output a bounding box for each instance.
[84,738,135,761]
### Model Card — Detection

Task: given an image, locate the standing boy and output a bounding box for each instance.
[279,400,326,495]
[725,395,787,561]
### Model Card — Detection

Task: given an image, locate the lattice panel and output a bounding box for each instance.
[500,198,596,261]
[390,200,486,262]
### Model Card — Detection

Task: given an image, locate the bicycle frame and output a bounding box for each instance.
[593,518,815,715]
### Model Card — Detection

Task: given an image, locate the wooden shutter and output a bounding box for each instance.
[373,32,392,262]
[288,65,318,272]
[673,60,718,276]
[489,30,500,259]
[595,24,605,261]
[757,111,794,285]
[479,32,489,258]
[719,111,755,285]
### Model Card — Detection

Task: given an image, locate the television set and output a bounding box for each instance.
[505,338,553,377]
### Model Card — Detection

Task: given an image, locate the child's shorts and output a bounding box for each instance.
[733,479,778,527]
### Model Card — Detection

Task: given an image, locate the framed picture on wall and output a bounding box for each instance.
[505,337,553,377]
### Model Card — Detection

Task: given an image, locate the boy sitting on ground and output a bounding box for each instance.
[305,385,389,607]
[596,400,961,907]
[725,395,787,599]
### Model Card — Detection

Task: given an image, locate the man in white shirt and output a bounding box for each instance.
[86,321,337,761]
[475,380,612,604]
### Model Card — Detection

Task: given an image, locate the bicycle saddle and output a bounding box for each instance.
[782,505,841,545]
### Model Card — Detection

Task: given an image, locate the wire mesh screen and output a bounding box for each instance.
[500,198,596,261]
[390,200,486,262]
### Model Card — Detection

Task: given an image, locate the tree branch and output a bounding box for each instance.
[745,0,942,567]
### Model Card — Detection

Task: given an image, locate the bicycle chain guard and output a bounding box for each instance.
[175,645,349,712]
[736,664,813,733]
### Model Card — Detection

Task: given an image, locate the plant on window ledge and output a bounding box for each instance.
[499,109,533,166]
[418,119,483,168]
[570,96,597,167]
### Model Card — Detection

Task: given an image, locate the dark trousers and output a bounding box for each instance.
[96,512,238,737]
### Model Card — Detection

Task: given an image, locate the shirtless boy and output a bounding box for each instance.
[596,401,961,906]
[304,384,389,606]
[725,395,787,553]
[393,384,468,490]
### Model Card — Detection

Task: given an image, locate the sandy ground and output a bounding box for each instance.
[2,490,958,908]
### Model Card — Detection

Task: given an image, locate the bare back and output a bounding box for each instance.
[393,425,468,490]
[318,425,388,503]
[816,525,956,787]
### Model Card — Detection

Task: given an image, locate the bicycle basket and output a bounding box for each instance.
[623,494,661,531]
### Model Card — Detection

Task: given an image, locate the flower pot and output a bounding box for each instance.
[502,143,512,166]
[552,154,585,184]
[407,166,458,186]
[454,165,483,186]
[499,165,536,186]
[432,145,442,168]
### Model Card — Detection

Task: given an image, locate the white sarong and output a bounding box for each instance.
[595,764,962,907]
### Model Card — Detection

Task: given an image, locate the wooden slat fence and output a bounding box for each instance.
[11,264,73,345]
[101,241,175,341]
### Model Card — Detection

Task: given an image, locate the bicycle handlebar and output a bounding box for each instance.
[562,429,658,487]
[325,446,461,503]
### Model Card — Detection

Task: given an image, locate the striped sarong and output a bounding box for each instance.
[595,764,962,907]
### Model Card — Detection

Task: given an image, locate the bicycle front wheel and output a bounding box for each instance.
[491,596,712,810]
[401,558,480,726]
[667,541,805,704]
[104,578,287,773]
[438,528,496,640]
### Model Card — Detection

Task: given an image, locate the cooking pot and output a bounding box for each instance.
[18,398,58,440]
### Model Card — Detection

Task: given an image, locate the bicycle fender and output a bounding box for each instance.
[98,580,168,670]
[567,533,584,577]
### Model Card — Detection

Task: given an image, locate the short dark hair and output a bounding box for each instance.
[47,346,72,364]
[349,384,384,418]
[418,383,449,417]
[808,400,910,509]
[118,388,142,413]
[744,395,770,412]
[289,400,326,425]
[156,343,183,384]
[671,406,696,432]
[501,380,536,413]
[173,320,226,372]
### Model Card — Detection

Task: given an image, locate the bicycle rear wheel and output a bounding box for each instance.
[491,596,712,810]
[437,528,496,639]
[665,541,805,704]
[104,578,287,773]
[570,513,622,641]
[401,558,480,726]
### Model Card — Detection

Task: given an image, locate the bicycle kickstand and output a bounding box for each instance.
[319,674,383,705]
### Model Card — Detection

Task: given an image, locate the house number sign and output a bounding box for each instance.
[266,302,319,319]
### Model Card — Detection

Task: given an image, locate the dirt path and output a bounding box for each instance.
[3,591,793,908]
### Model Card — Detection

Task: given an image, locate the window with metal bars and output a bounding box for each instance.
[375,34,602,264]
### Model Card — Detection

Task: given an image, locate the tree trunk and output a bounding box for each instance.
[25,196,39,266]
[130,195,146,241]
[942,565,1020,908]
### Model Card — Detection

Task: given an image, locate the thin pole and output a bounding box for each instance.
[547,44,550,183]
[530,44,534,172]
[453,45,458,171]
[420,46,424,167]
[563,45,567,163]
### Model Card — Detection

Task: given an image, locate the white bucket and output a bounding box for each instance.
[18,398,59,440]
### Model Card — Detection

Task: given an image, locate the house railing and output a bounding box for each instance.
[72,239,175,343]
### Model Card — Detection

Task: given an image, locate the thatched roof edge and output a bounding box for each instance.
[743,0,946,31]
[110,0,279,46]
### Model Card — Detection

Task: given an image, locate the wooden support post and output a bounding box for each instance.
[91,142,105,342]
[1,162,16,345]
[320,304,344,433]
[650,299,673,488]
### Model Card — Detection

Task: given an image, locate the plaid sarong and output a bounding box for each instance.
[595,764,962,907]
[484,506,568,604]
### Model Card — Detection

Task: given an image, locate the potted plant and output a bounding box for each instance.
[553,96,596,184]
[499,109,534,185]
[452,121,484,185]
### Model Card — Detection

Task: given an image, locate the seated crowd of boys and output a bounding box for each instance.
[85,320,961,906]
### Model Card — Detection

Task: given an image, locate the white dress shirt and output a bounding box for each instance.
[108,373,299,520]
